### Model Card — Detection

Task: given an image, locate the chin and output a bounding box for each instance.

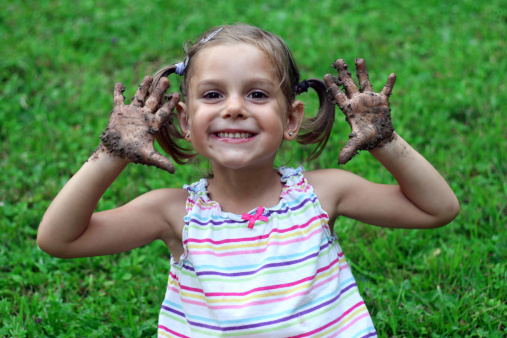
[212,161,251,170]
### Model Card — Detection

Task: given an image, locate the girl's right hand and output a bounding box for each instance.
[97,76,181,173]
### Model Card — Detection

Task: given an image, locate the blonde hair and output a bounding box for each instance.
[150,23,335,164]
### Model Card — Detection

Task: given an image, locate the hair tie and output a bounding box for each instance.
[295,80,310,95]
[175,57,188,76]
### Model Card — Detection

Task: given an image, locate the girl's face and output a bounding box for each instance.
[177,43,303,171]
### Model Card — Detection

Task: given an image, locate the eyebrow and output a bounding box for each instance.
[195,77,277,91]
[194,80,222,91]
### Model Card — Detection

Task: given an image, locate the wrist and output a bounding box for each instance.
[370,132,411,161]
[89,143,130,167]
[375,130,397,149]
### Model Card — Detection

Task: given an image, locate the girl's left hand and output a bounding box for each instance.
[324,58,396,164]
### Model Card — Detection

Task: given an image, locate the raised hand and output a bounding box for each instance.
[96,76,181,173]
[324,59,396,164]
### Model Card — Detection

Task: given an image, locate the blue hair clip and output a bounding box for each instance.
[174,28,223,76]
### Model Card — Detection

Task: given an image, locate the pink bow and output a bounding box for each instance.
[242,207,268,229]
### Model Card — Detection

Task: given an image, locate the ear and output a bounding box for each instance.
[176,102,191,142]
[283,100,305,141]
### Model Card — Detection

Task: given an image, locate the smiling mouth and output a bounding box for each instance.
[216,132,254,139]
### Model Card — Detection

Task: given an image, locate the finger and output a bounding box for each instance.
[324,74,348,108]
[381,73,396,97]
[155,93,181,126]
[332,59,358,97]
[132,76,153,107]
[145,77,170,111]
[338,125,376,164]
[113,82,126,107]
[355,58,372,92]
[338,139,358,165]
[143,150,176,174]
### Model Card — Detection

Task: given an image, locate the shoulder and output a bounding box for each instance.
[304,168,362,191]
[142,187,189,203]
[304,168,347,184]
[128,187,188,238]
[128,187,188,212]
[141,187,188,220]
[304,168,369,220]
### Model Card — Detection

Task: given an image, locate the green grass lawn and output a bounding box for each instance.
[1,0,505,336]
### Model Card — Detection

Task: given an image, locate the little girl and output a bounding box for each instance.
[38,24,459,337]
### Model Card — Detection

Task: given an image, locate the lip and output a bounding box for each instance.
[210,129,257,143]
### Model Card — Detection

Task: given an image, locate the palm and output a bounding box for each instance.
[99,76,180,173]
[324,59,396,164]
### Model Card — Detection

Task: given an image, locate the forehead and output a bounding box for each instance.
[189,43,280,86]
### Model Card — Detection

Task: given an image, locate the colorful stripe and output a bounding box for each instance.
[158,166,376,337]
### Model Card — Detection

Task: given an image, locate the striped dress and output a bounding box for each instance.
[158,166,377,338]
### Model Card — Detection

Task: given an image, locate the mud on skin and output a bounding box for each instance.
[90,77,181,174]
[324,58,396,164]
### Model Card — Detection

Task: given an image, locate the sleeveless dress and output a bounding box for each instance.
[158,166,377,338]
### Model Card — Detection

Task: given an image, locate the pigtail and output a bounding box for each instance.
[149,64,196,165]
[152,64,177,84]
[296,78,336,160]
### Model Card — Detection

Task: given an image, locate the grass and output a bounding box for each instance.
[1,0,505,336]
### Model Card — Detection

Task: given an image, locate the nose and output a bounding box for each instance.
[221,94,247,119]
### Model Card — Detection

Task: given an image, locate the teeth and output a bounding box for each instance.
[217,132,253,139]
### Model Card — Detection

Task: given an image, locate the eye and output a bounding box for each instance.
[203,91,222,100]
[248,91,268,100]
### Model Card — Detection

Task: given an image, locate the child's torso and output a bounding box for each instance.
[158,166,377,338]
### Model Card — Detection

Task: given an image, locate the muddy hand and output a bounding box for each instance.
[99,76,181,173]
[324,58,396,164]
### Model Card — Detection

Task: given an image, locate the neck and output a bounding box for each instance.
[207,163,283,214]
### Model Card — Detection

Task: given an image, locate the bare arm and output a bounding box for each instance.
[37,76,183,258]
[310,134,459,229]
[369,132,459,226]
[311,59,459,229]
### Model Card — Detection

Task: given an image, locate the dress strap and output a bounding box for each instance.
[279,165,305,184]
[184,178,209,196]
[183,178,211,213]
[279,166,313,199]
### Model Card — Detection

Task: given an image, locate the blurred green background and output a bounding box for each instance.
[1,0,505,336]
